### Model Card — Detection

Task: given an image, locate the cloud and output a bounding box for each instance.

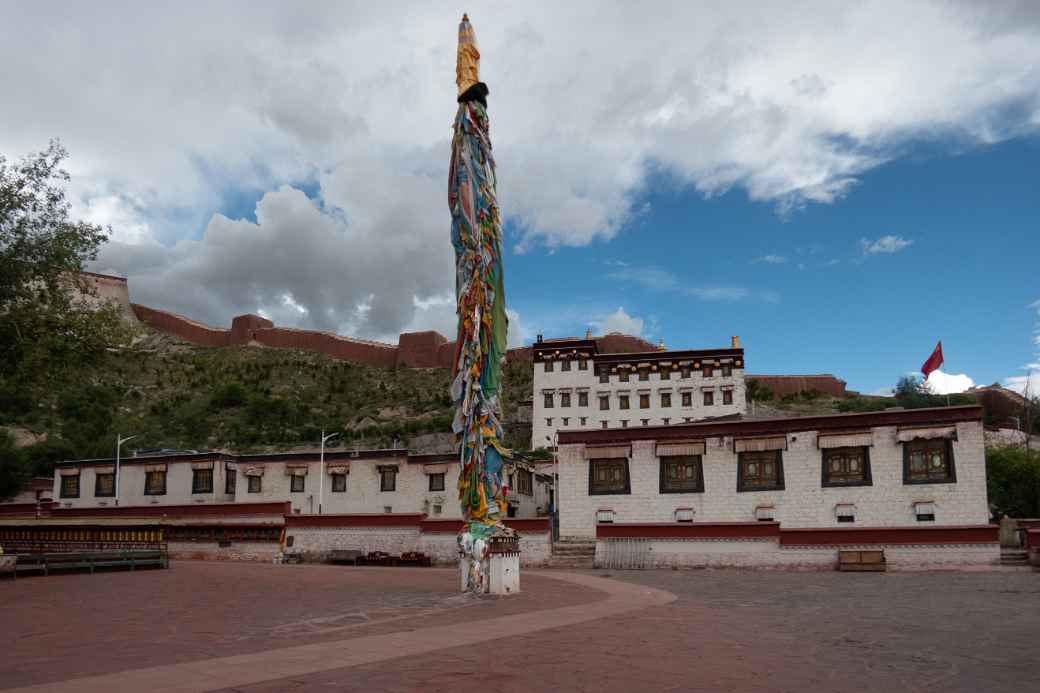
[923,369,975,395]
[1003,299,1040,395]
[607,264,769,302]
[752,255,788,264]
[3,2,1039,335]
[861,235,913,255]
[590,307,646,337]
[606,265,681,292]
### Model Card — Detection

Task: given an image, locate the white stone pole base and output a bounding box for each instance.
[459,553,520,594]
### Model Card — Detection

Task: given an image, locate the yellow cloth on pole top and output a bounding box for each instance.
[456,14,480,95]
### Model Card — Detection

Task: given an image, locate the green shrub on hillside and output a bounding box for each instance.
[987,447,1040,518]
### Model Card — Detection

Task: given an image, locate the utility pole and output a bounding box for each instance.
[318,429,340,514]
[114,433,138,506]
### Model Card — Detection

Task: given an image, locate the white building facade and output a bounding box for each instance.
[531,337,746,449]
[51,449,551,519]
[556,405,998,569]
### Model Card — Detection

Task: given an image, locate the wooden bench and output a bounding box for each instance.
[328,549,364,566]
[12,550,168,577]
[838,549,886,572]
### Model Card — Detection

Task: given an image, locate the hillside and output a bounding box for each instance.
[1,328,534,467]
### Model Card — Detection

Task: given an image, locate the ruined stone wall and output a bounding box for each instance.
[131,304,231,347]
[747,374,848,398]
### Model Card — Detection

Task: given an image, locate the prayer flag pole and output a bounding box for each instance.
[449,14,519,594]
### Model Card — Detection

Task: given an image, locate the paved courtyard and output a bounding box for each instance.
[1,562,1038,692]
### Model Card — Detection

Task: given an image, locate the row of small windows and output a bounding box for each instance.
[547,417,702,429]
[544,390,733,410]
[587,440,955,496]
[59,468,449,498]
[544,361,733,380]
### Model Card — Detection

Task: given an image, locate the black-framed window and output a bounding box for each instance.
[580,417,587,426]
[620,420,628,428]
[661,369,671,380]
[225,468,237,494]
[601,421,608,429]
[903,439,956,484]
[681,367,691,379]
[144,470,167,496]
[94,472,115,497]
[379,466,398,492]
[641,419,649,426]
[589,458,630,495]
[543,393,554,408]
[661,392,672,407]
[60,474,80,498]
[578,359,588,370]
[619,371,629,382]
[562,417,569,426]
[599,372,609,384]
[192,468,214,494]
[660,455,704,493]
[737,450,784,492]
[619,395,630,410]
[703,365,714,378]
[599,396,610,411]
[722,364,732,377]
[332,473,347,492]
[247,475,262,493]
[822,447,872,487]
[639,394,650,409]
[723,390,733,405]
[543,360,554,373]
[428,472,445,492]
[681,392,692,407]
[638,369,649,382]
[578,391,589,407]
[517,469,533,495]
[560,392,571,407]
[703,390,714,406]
[290,474,305,492]
[561,359,571,372]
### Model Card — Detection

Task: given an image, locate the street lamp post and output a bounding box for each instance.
[114,433,138,507]
[318,429,340,515]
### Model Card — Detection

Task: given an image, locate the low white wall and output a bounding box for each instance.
[168,540,279,562]
[596,538,999,571]
[420,532,551,567]
[287,527,421,561]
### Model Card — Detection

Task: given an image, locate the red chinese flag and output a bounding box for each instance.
[921,341,944,378]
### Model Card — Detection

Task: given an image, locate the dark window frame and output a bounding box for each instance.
[578,359,588,371]
[94,472,115,498]
[379,466,398,492]
[903,438,956,484]
[247,475,262,493]
[703,390,714,406]
[659,455,705,494]
[639,393,650,409]
[578,391,589,407]
[723,390,733,405]
[638,370,649,382]
[599,396,610,411]
[703,365,714,378]
[192,468,214,494]
[560,392,571,407]
[428,472,445,492]
[517,469,534,496]
[737,450,785,492]
[543,360,554,373]
[722,364,733,377]
[144,470,167,496]
[60,474,80,499]
[331,473,347,492]
[225,468,237,494]
[290,474,305,493]
[588,458,631,496]
[619,395,630,410]
[561,359,572,372]
[543,392,554,408]
[619,371,630,382]
[661,392,672,407]
[599,372,609,384]
[821,446,873,487]
[660,369,671,380]
[681,391,693,407]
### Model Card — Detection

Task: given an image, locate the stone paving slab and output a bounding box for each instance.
[1,570,672,693]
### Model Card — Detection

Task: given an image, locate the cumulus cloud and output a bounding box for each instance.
[1004,299,1040,395]
[753,255,788,264]
[590,307,646,337]
[923,369,976,395]
[861,235,913,255]
[3,2,1039,337]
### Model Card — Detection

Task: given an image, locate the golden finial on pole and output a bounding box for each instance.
[456,13,481,96]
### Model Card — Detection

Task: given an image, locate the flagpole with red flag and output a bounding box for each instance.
[921,341,946,403]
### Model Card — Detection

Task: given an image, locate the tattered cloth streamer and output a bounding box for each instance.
[449,14,517,593]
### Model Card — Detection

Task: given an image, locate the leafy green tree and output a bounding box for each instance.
[986,447,1040,518]
[0,141,131,395]
[0,432,30,501]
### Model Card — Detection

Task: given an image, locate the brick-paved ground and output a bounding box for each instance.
[217,568,1040,693]
[0,562,597,689]
[3,563,1040,692]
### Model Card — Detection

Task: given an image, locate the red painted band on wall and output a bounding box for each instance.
[420,518,551,534]
[597,521,780,539]
[51,502,291,518]
[779,525,998,545]
[284,513,426,528]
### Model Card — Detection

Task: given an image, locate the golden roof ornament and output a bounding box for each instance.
[658,339,666,351]
[456,13,480,96]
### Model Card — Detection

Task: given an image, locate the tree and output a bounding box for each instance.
[0,141,131,395]
[0,432,30,501]
[986,447,1040,518]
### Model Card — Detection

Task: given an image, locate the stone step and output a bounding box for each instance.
[552,545,596,555]
[548,558,595,569]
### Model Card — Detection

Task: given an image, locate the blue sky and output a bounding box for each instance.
[4,3,1037,397]
[505,136,1040,394]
